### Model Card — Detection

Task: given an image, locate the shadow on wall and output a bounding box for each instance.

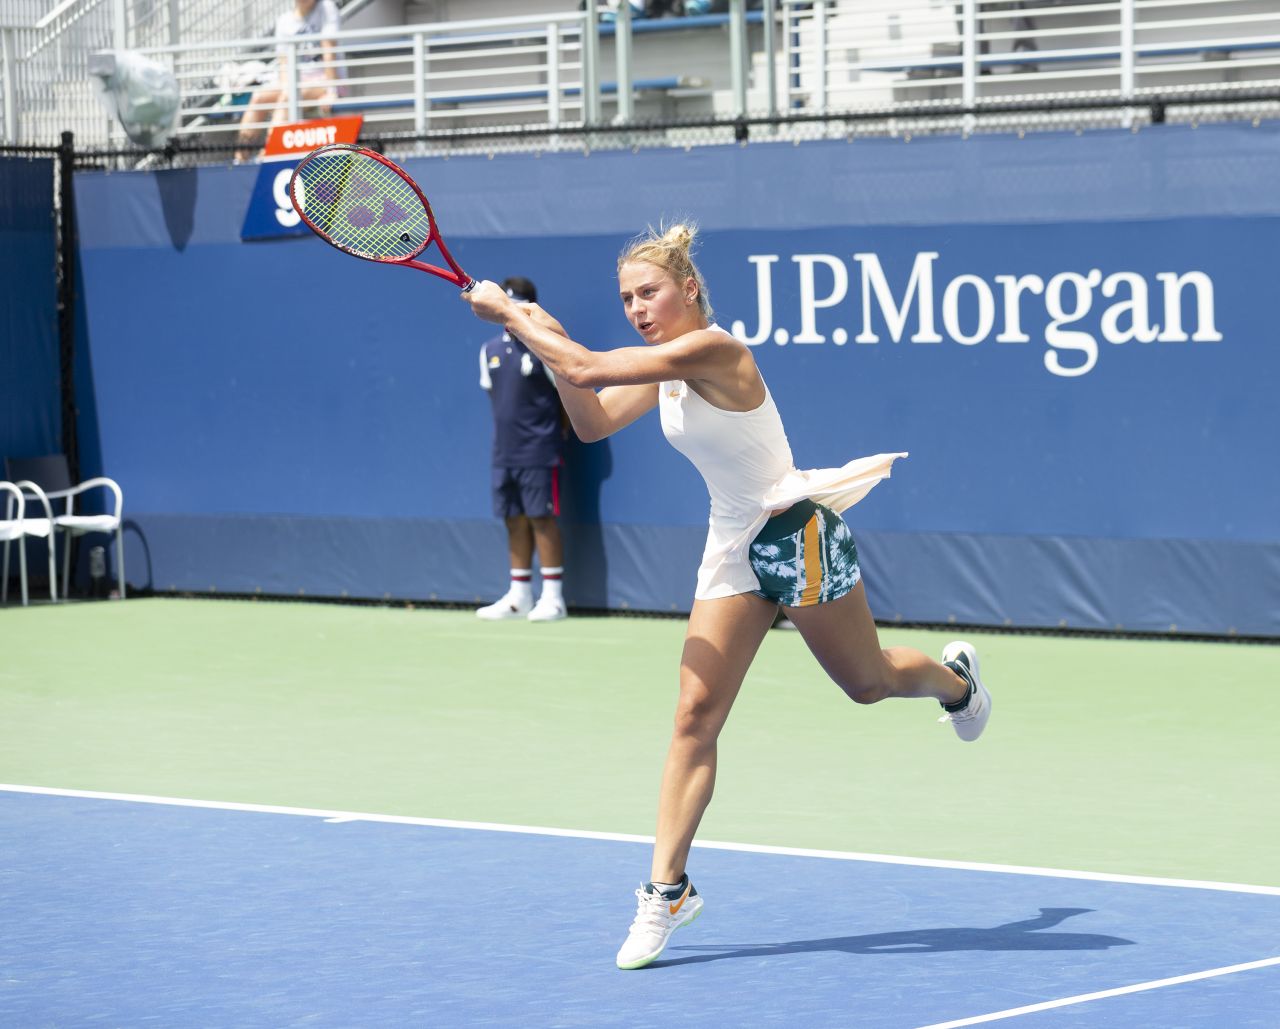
[559,433,612,608]
[155,167,198,252]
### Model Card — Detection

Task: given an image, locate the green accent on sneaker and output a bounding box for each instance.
[942,659,975,712]
[615,906,702,970]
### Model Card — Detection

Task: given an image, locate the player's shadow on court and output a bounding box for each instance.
[657,908,1133,968]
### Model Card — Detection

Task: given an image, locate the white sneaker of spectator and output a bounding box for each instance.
[527,596,567,622]
[476,589,533,621]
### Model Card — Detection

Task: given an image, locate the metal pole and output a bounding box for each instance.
[57,131,80,488]
[112,0,128,49]
[815,0,827,115]
[547,22,561,128]
[615,0,633,124]
[763,0,778,120]
[582,0,600,125]
[961,0,976,110]
[1120,0,1135,98]
[285,41,299,121]
[730,0,748,119]
[413,32,426,135]
[1,28,17,144]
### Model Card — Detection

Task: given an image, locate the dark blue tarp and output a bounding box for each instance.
[1,156,59,465]
[71,124,1280,634]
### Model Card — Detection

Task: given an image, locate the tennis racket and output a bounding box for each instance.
[288,143,475,291]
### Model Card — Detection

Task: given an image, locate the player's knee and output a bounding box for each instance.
[837,671,891,706]
[672,680,719,743]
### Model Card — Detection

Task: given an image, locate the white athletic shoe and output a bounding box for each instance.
[527,596,567,622]
[615,880,703,970]
[938,640,992,742]
[475,590,532,621]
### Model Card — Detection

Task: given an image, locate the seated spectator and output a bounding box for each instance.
[235,0,344,163]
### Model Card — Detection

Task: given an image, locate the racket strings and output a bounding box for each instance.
[294,152,432,260]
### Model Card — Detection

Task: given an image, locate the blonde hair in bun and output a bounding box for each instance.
[618,220,713,319]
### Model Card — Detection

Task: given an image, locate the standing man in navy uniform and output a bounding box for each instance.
[476,277,568,622]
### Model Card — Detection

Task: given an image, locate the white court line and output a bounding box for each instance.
[3,783,1280,898]
[914,955,1280,1028]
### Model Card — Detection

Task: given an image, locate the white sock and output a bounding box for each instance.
[509,569,533,602]
[539,566,563,603]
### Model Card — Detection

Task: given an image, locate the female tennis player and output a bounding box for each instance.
[462,224,992,971]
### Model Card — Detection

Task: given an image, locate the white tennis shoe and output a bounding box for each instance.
[616,880,703,970]
[527,596,567,622]
[475,590,532,620]
[938,640,992,742]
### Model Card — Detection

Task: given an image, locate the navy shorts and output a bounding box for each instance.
[492,465,560,519]
[749,499,861,607]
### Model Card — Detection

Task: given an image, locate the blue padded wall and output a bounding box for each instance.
[1,157,59,464]
[72,124,1280,634]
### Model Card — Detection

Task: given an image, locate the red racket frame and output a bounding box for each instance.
[289,143,474,290]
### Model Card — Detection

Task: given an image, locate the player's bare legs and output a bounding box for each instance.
[650,591,777,883]
[784,582,967,705]
[616,592,775,969]
[786,581,993,742]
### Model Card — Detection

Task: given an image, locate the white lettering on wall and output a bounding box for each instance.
[736,251,1223,378]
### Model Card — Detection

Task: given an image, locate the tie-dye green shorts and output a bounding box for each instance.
[749,499,861,608]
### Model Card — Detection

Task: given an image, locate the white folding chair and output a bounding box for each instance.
[1,481,57,606]
[4,455,125,600]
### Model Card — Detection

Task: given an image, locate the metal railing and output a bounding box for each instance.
[157,10,592,147]
[5,0,1280,151]
[1,0,310,145]
[779,0,1280,128]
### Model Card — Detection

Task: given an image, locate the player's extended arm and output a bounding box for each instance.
[508,300,658,443]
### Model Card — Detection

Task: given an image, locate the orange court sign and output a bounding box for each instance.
[262,115,362,161]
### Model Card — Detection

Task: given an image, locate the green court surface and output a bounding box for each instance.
[2,598,1277,888]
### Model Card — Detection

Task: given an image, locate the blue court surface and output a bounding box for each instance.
[2,788,1278,1028]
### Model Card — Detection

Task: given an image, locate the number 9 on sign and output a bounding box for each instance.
[274,167,302,228]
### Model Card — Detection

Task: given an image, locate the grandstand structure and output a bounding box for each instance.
[3,0,1279,159]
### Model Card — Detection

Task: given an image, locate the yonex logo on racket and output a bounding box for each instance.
[289,143,475,291]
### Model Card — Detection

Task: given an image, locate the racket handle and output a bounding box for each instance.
[461,279,477,293]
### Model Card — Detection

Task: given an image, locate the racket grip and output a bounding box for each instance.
[461,279,477,293]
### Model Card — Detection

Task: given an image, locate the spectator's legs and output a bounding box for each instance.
[505,515,534,569]
[529,516,562,569]
[234,86,283,162]
[528,516,566,620]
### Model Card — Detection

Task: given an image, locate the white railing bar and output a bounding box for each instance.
[412,31,426,136]
[1135,32,1280,51]
[978,2,1122,19]
[962,0,977,108]
[35,0,86,31]
[1134,56,1280,73]
[815,0,827,113]
[974,24,1124,44]
[1137,0,1278,6]
[22,0,107,59]
[1139,15,1280,34]
[128,15,587,59]
[1121,0,1135,96]
[614,0,633,123]
[730,0,747,119]
[1,28,17,143]
[547,21,561,128]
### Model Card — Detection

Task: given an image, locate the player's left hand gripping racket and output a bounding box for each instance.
[288,143,475,291]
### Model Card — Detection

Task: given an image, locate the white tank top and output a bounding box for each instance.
[659,327,908,601]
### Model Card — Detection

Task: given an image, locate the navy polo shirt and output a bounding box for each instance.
[479,331,562,467]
